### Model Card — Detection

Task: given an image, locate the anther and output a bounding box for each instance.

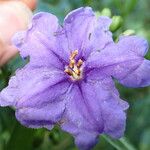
[64,68,73,76]
[70,50,78,60]
[77,59,83,68]
[65,50,83,81]
[75,69,80,75]
[74,66,80,75]
[69,59,75,68]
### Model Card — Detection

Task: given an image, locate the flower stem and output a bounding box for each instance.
[102,135,137,150]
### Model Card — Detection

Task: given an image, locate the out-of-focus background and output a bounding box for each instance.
[0,0,150,150]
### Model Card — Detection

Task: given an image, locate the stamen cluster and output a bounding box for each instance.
[64,50,83,80]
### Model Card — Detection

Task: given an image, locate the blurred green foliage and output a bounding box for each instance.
[0,0,150,150]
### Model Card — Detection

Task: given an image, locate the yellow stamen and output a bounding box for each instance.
[65,50,83,80]
[70,50,78,60]
[64,68,73,76]
[69,59,75,68]
[77,59,83,68]
[74,66,80,75]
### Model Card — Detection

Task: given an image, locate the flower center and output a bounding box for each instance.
[64,50,83,81]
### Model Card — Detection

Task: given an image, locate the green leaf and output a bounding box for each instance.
[6,122,36,150]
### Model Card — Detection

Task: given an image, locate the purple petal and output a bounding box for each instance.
[83,16,113,58]
[64,84,98,131]
[63,7,113,61]
[62,122,98,150]
[63,7,95,56]
[0,65,69,107]
[81,77,128,138]
[115,36,150,87]
[102,100,126,138]
[12,12,63,69]
[119,35,148,56]
[75,131,98,150]
[61,77,128,149]
[91,16,113,50]
[119,59,150,87]
[86,35,150,87]
[16,100,65,129]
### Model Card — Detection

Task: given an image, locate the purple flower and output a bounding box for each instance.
[0,7,150,150]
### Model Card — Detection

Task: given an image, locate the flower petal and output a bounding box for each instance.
[12,12,64,69]
[16,100,65,129]
[61,77,128,149]
[81,78,128,138]
[101,99,126,138]
[75,132,98,150]
[86,36,150,87]
[119,59,150,87]
[63,84,99,131]
[62,122,98,150]
[119,35,148,56]
[63,7,113,59]
[90,16,113,50]
[0,65,70,108]
[63,7,95,56]
[83,16,113,59]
